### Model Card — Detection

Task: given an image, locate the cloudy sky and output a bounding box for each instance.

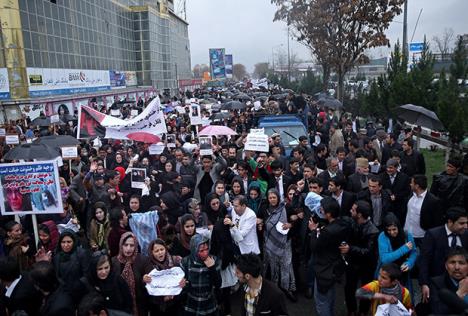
[183,0,468,73]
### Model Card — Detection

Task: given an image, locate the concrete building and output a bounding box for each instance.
[0,0,191,123]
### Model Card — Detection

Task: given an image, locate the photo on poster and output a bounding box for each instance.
[0,161,63,215]
[131,168,147,189]
[199,136,213,156]
[166,134,176,148]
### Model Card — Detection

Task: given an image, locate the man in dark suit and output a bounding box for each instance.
[400,138,426,177]
[328,174,355,217]
[236,253,289,316]
[346,157,370,194]
[419,207,468,304]
[381,159,411,225]
[0,257,42,316]
[261,160,292,201]
[356,175,392,228]
[318,157,344,195]
[430,246,468,314]
[404,174,443,247]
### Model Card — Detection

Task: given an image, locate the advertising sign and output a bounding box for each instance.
[225,54,233,79]
[0,68,10,100]
[209,48,226,79]
[124,71,138,86]
[0,160,63,215]
[27,68,111,97]
[110,70,126,89]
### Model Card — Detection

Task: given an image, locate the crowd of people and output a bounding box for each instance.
[0,87,468,316]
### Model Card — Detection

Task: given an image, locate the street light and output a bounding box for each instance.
[271,44,284,73]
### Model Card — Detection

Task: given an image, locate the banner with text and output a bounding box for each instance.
[0,68,10,100]
[27,68,111,97]
[225,54,233,79]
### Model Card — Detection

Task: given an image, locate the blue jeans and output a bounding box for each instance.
[314,280,335,316]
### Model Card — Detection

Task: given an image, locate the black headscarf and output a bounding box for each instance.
[56,229,78,262]
[203,192,227,225]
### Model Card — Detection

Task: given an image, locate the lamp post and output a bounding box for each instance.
[271,44,284,74]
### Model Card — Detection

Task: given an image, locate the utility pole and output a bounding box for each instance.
[403,0,408,59]
[287,26,291,83]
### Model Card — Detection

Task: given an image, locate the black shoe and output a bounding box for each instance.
[285,290,298,302]
[304,287,313,299]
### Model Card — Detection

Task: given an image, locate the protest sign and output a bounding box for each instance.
[146,267,185,296]
[110,109,120,116]
[61,146,78,159]
[166,134,176,148]
[5,134,20,145]
[131,168,147,189]
[190,104,202,125]
[50,114,60,124]
[149,143,165,155]
[0,128,6,137]
[199,136,213,156]
[245,133,269,152]
[249,128,265,134]
[0,160,63,215]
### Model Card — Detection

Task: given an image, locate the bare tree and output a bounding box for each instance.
[432,28,455,59]
[253,62,271,79]
[272,0,404,100]
[233,64,248,80]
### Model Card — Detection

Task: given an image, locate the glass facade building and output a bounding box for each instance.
[0,0,191,103]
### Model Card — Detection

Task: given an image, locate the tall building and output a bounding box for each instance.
[0,0,191,122]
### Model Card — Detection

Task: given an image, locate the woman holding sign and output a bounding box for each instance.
[143,239,183,316]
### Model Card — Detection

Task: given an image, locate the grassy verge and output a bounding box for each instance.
[421,148,445,187]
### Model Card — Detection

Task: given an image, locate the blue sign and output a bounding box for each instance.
[109,71,126,88]
[209,48,226,79]
[409,42,424,52]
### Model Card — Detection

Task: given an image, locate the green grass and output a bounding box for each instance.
[421,148,445,187]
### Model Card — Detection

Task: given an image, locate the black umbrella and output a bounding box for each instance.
[31,117,65,127]
[318,96,343,110]
[271,93,288,100]
[3,143,61,161]
[234,93,251,101]
[34,135,81,149]
[221,100,246,110]
[397,104,445,130]
[210,112,231,120]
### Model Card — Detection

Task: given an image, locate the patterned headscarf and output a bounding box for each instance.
[117,232,138,316]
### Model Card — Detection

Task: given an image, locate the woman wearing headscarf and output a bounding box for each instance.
[111,232,151,316]
[143,239,183,316]
[246,181,267,217]
[160,190,184,226]
[263,188,297,301]
[3,221,34,271]
[228,178,245,202]
[37,220,59,253]
[171,214,197,258]
[86,253,133,314]
[53,229,90,303]
[181,234,222,316]
[376,212,418,296]
[89,202,111,251]
[204,192,227,227]
[210,211,239,316]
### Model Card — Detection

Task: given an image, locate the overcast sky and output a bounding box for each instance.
[183,0,468,73]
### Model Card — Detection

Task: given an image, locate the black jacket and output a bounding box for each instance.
[381,171,411,224]
[1,272,42,316]
[419,191,443,231]
[430,272,467,315]
[240,279,289,316]
[419,225,468,286]
[431,172,468,210]
[348,219,379,273]
[346,173,367,194]
[400,150,426,177]
[310,217,353,293]
[337,190,356,217]
[40,286,75,316]
[356,189,392,226]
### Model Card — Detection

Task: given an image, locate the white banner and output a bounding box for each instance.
[61,146,78,159]
[104,97,167,140]
[27,68,111,97]
[190,104,203,125]
[146,267,185,296]
[5,134,19,145]
[245,133,269,152]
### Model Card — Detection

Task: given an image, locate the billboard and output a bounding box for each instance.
[209,48,226,79]
[109,70,126,89]
[0,68,10,100]
[225,54,233,79]
[27,68,111,97]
